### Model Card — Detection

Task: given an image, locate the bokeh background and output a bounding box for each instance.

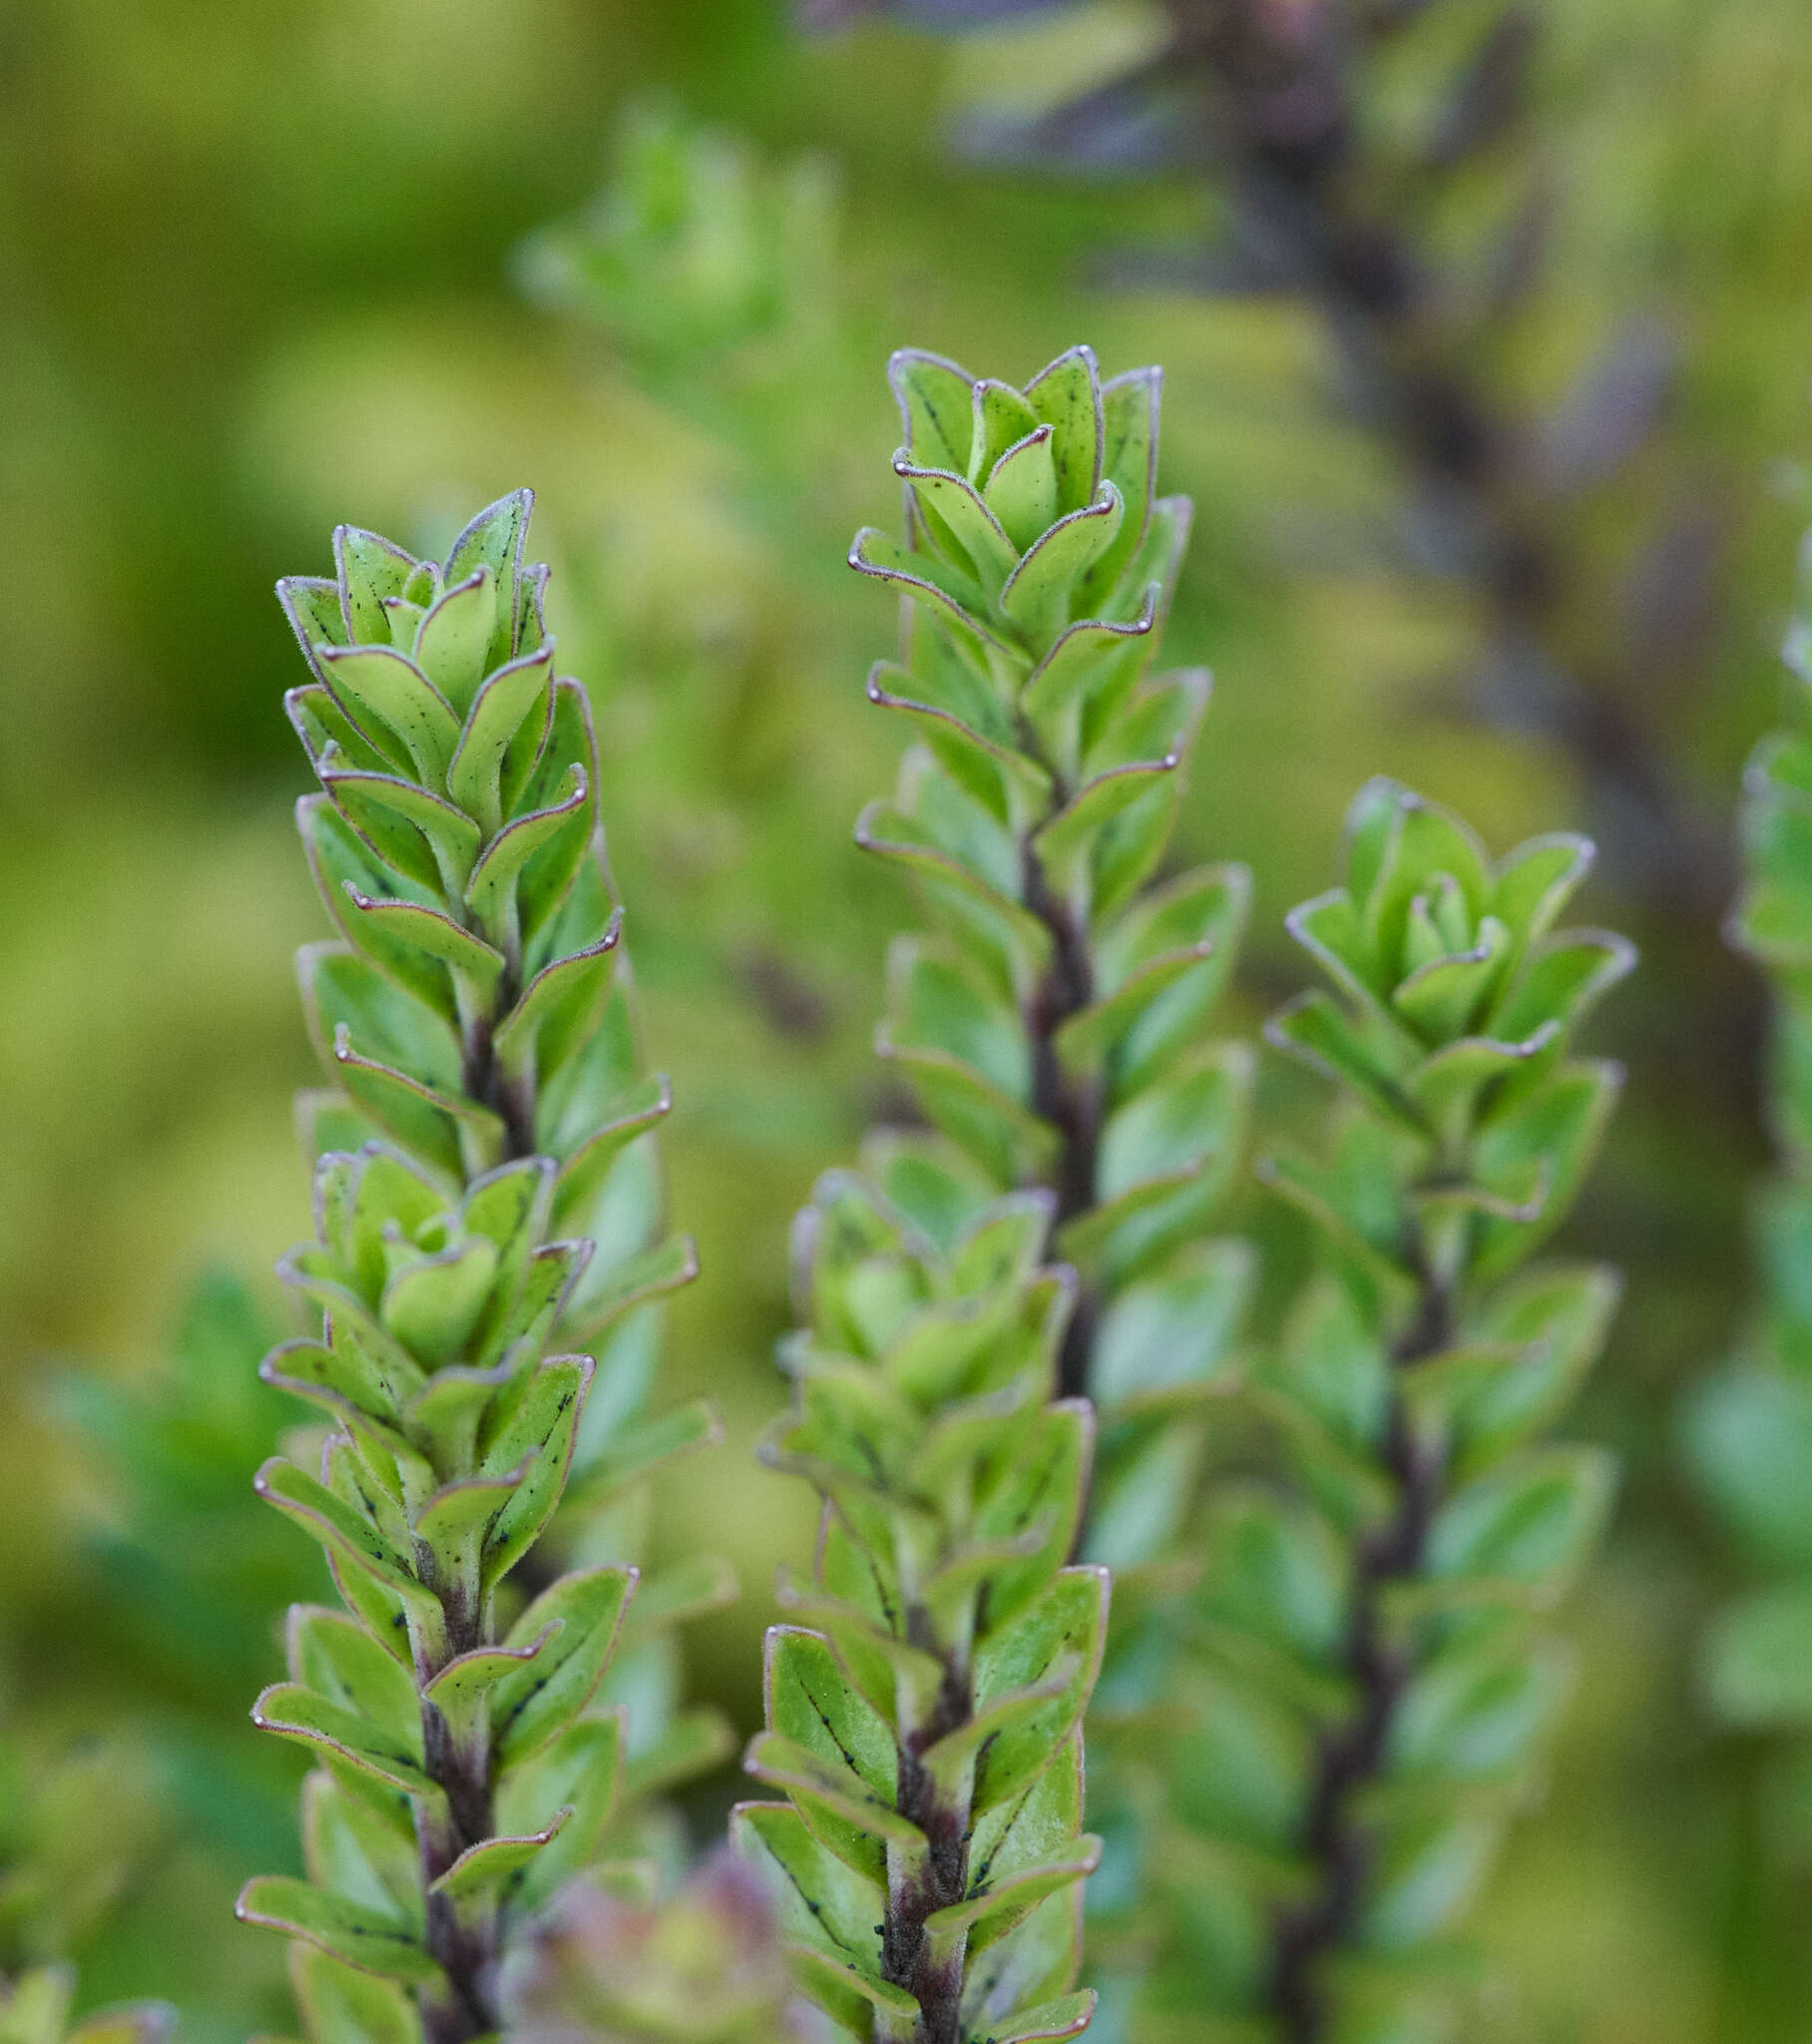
[3,0,1811,2036]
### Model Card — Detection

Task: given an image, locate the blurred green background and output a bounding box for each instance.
[2,0,1811,2036]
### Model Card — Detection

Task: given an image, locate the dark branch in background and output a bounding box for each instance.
[806,0,1728,912]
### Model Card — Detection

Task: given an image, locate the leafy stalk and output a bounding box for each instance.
[736,1168,1106,2044]
[1688,529,1812,1823]
[1178,780,1630,2039]
[845,342,1252,1553]
[236,493,710,2042]
[734,342,1249,2043]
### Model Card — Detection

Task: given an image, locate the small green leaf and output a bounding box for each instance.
[412,1468,518,1583]
[490,1565,637,1765]
[1427,1444,1615,1604]
[463,765,587,928]
[900,457,1020,588]
[236,1877,440,1986]
[560,1232,697,1346]
[743,1731,919,1860]
[1198,1488,1347,1669]
[481,1355,593,1587]
[323,768,482,896]
[969,1567,1109,1813]
[1024,344,1104,516]
[318,646,460,790]
[1094,1238,1252,1415]
[732,1798,885,1983]
[920,1837,1101,1945]
[1684,1360,1812,1568]
[1454,1262,1620,1467]
[281,573,353,677]
[1000,485,1125,645]
[1392,1640,1569,1782]
[444,488,532,673]
[786,1943,921,2027]
[1491,831,1593,944]
[493,1713,624,1914]
[983,425,1059,553]
[251,1682,434,1796]
[494,914,623,1084]
[286,1605,421,1748]
[1092,1045,1252,1217]
[849,527,1005,662]
[254,1458,435,1616]
[1266,990,1424,1134]
[889,348,974,475]
[335,526,418,644]
[764,1627,898,1804]
[1083,364,1159,596]
[1034,753,1179,889]
[1490,930,1635,1042]
[565,1394,721,1511]
[619,1553,738,1642]
[287,1944,421,2044]
[379,1236,500,1368]
[1019,590,1156,747]
[974,1990,1097,2044]
[1392,916,1509,1044]
[297,798,453,1018]
[421,1626,556,1734]
[971,378,1043,483]
[1357,1809,1499,1952]
[447,645,554,837]
[867,660,1052,827]
[426,1809,568,1906]
[298,945,467,1179]
[1470,1060,1622,1280]
[517,681,603,943]
[411,568,497,716]
[340,888,506,996]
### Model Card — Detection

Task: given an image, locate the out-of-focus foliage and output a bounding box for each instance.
[505,1849,816,2044]
[0,1968,171,2044]
[2,0,1812,2038]
[0,1739,172,2044]
[1687,527,1812,1848]
[54,1278,318,1869]
[0,1740,162,1976]
[520,100,837,404]
[1159,782,1628,2040]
